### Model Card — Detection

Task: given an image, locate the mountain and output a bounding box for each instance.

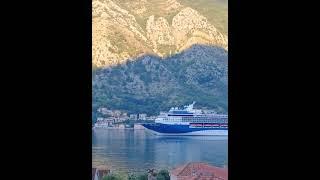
[93,44,227,116]
[92,0,228,119]
[93,0,227,67]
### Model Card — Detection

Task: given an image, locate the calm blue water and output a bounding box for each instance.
[92,129,228,173]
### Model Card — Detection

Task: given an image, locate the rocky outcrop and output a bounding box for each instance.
[146,16,175,53]
[172,7,227,50]
[92,0,149,66]
[92,0,228,67]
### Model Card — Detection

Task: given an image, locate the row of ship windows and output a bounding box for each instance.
[185,120,228,123]
[182,119,228,122]
[182,117,228,120]
[164,118,228,123]
[182,118,227,122]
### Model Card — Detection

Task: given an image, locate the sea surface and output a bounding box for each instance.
[92,129,228,173]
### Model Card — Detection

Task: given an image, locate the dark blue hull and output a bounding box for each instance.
[142,123,228,136]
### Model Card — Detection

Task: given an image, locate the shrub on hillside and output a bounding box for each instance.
[103,172,127,180]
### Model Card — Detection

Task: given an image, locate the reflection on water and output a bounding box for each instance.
[92,129,228,173]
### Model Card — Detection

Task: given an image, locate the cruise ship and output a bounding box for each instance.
[142,102,228,136]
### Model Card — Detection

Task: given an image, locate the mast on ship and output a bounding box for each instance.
[186,101,196,111]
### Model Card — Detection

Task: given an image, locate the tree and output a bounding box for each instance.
[103,172,126,180]
[137,173,148,180]
[156,170,170,180]
[127,173,148,180]
[128,174,137,180]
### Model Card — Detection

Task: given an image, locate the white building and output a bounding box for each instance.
[97,108,111,115]
[96,117,115,126]
[129,114,138,121]
[138,113,147,120]
[97,117,104,122]
[147,116,157,121]
[111,110,121,117]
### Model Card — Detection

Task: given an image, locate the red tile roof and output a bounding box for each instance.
[171,162,228,180]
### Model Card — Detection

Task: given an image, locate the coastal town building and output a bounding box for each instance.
[144,115,157,121]
[97,107,110,115]
[96,117,115,126]
[97,108,125,118]
[119,113,129,121]
[113,117,121,123]
[138,113,147,120]
[130,114,138,121]
[96,117,104,121]
[96,107,129,125]
[111,110,122,117]
[170,162,228,180]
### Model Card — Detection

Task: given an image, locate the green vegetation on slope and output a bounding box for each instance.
[92,45,227,121]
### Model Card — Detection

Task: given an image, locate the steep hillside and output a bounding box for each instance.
[93,45,227,116]
[92,0,228,67]
[92,0,228,119]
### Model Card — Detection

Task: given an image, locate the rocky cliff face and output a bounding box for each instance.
[92,0,228,117]
[92,0,150,67]
[92,0,228,67]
